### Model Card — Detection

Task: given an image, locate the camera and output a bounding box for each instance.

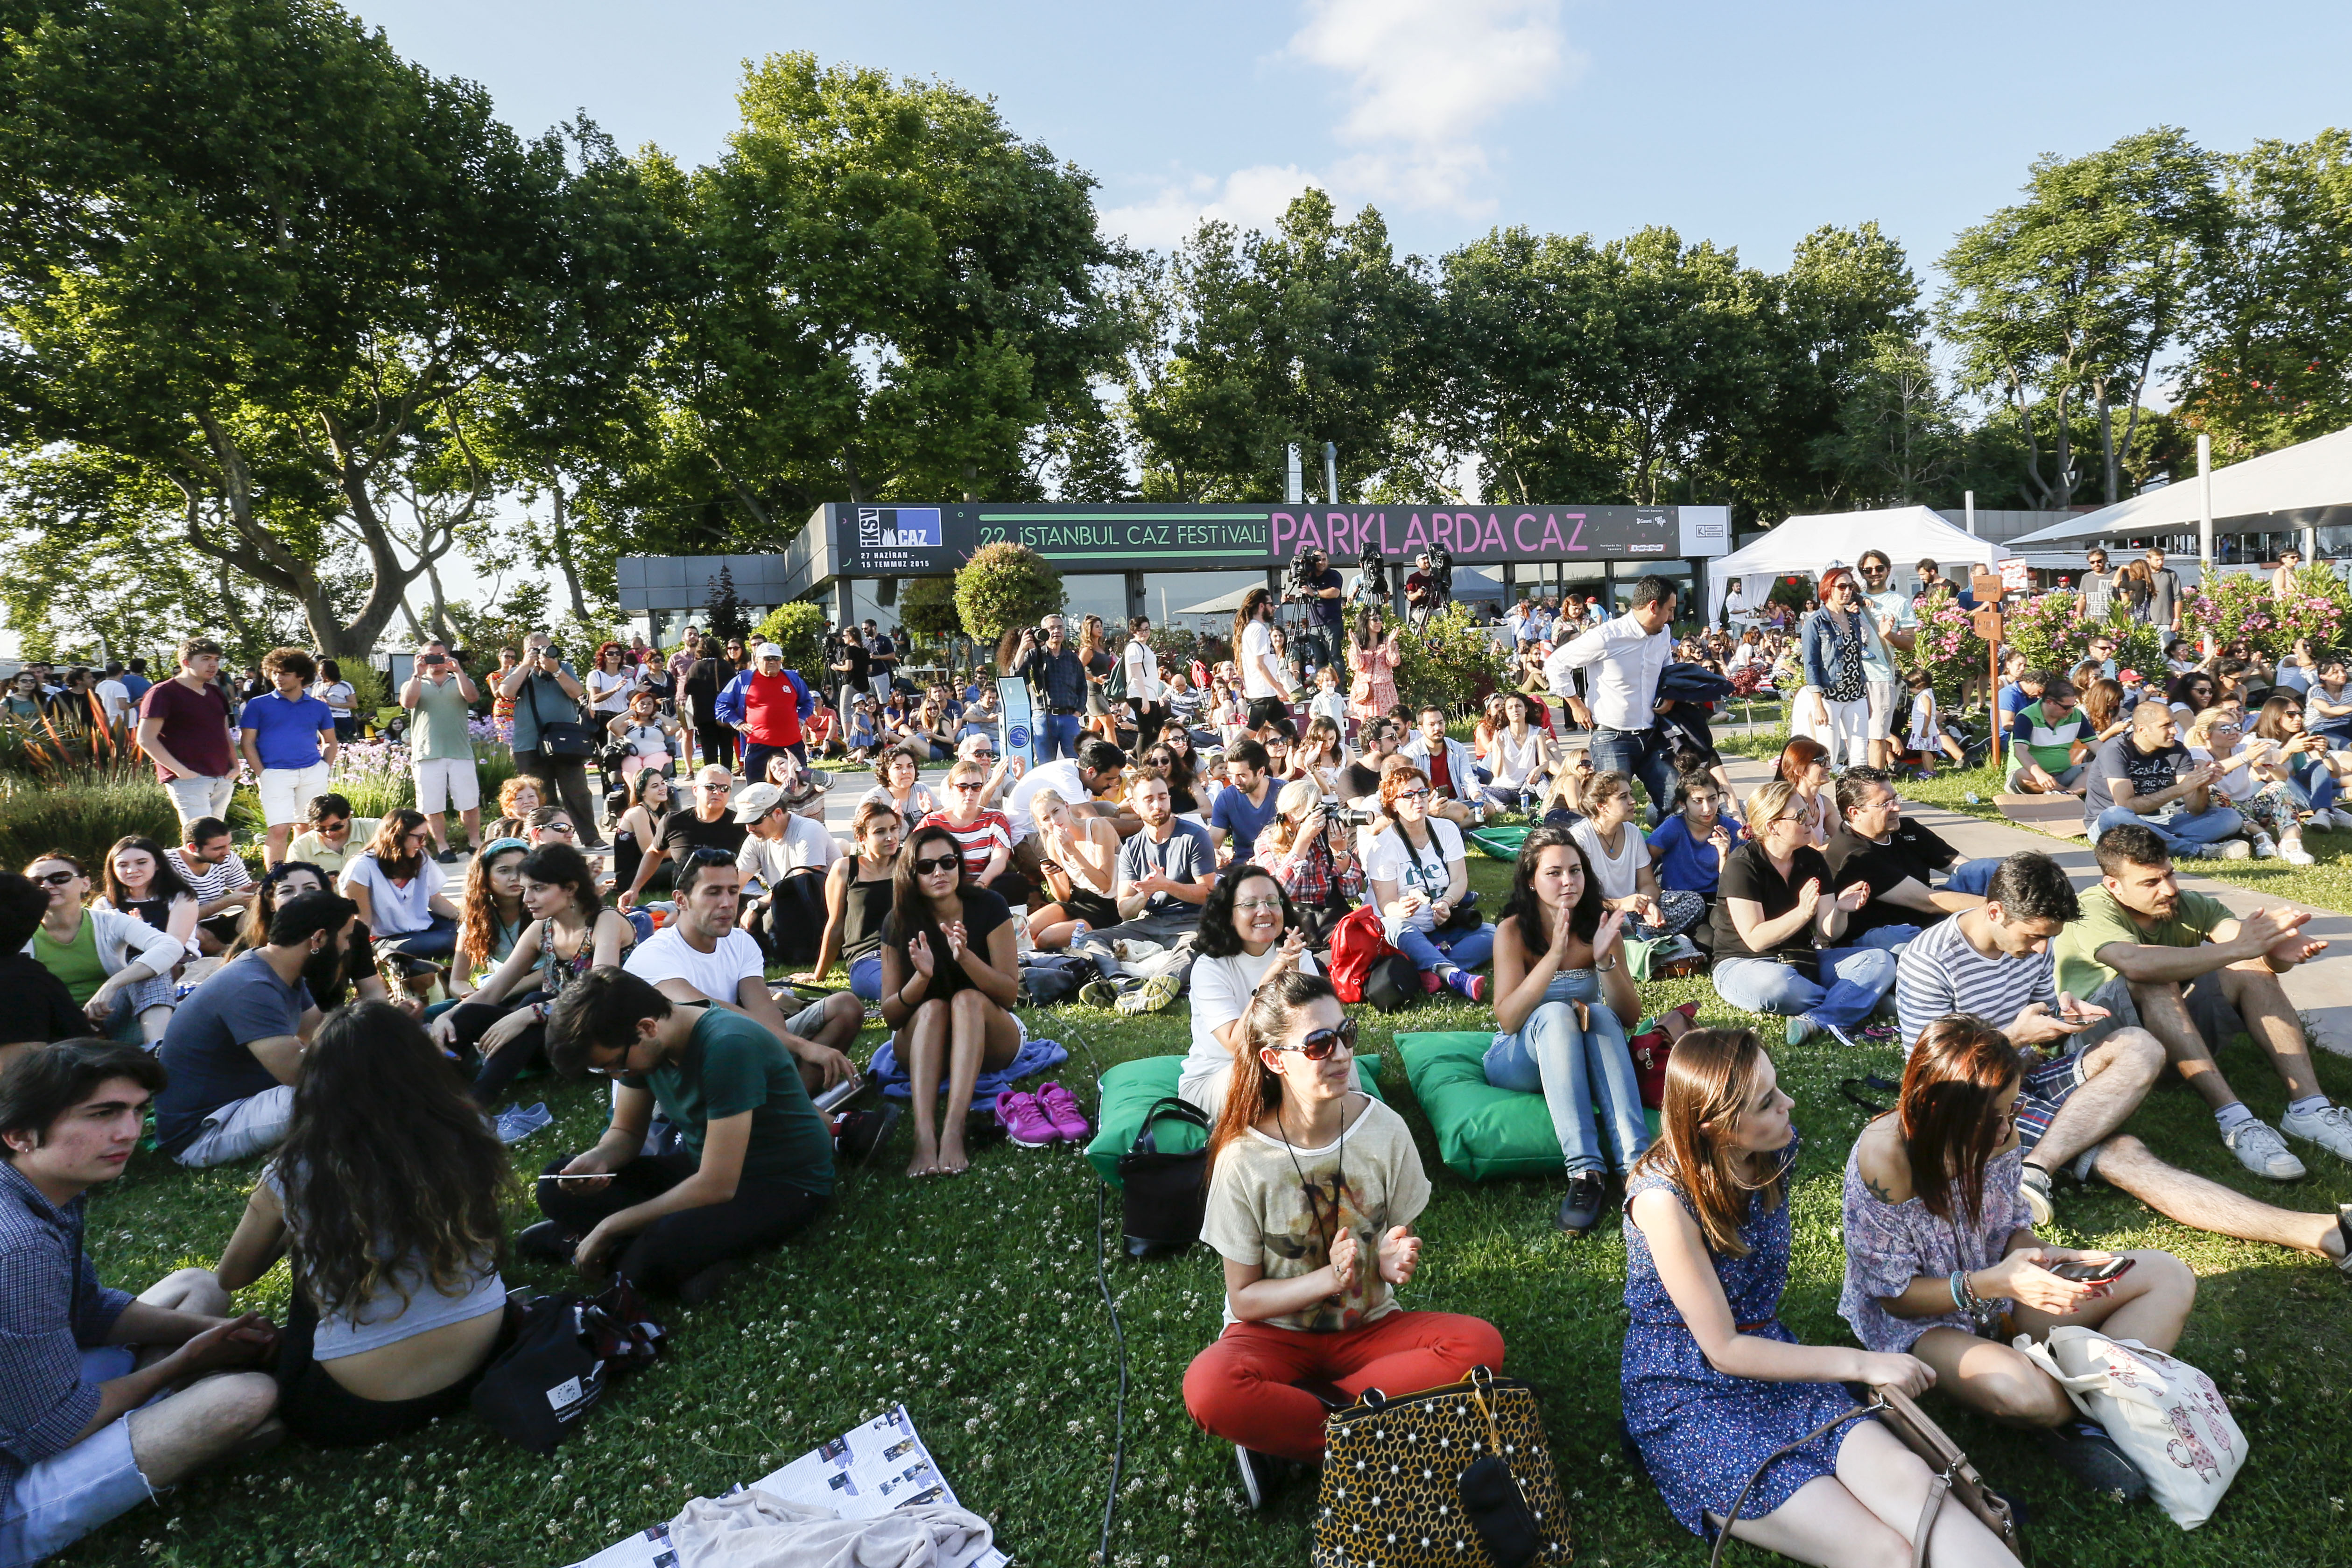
[1284,547,1320,600]
[1424,547,1454,600]
[1358,545,1389,601]
[542,644,564,663]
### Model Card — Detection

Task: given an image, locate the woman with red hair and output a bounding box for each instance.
[1839,1013,2197,1500]
[1797,567,1880,769]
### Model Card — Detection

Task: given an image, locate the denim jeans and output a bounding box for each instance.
[1713,947,1897,1028]
[1483,970,1646,1176]
[2089,803,2243,853]
[1393,921,1495,976]
[1941,856,2004,897]
[848,954,884,1001]
[1854,923,1919,953]
[2287,759,2342,814]
[1042,711,1084,762]
[1588,724,1678,818]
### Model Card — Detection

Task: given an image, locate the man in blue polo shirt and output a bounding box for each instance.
[236,647,339,869]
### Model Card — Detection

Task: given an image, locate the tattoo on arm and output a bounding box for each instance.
[1864,1174,1899,1205]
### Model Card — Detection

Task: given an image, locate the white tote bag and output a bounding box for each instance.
[2012,1325,2246,1528]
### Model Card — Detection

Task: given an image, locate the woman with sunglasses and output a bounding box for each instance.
[610,770,675,904]
[21,851,186,1043]
[2183,707,2311,863]
[1183,971,1504,1505]
[921,759,1017,893]
[1796,566,1880,769]
[1365,766,1493,1002]
[226,860,394,1013]
[605,687,682,785]
[879,823,1021,1178]
[1180,866,1323,1118]
[1140,738,1202,818]
[1621,1028,2021,1568]
[2165,669,2218,724]
[795,801,903,999]
[431,843,634,1105]
[1345,605,1401,724]
[2253,694,2352,830]
[1840,1015,2195,1500]
[1486,827,1648,1234]
[339,810,460,964]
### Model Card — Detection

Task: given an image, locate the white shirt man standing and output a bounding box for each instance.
[1232,586,1292,725]
[1559,575,1679,816]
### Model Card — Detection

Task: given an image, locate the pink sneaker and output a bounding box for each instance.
[1035,1081,1091,1143]
[995,1090,1056,1148]
[1443,969,1486,1004]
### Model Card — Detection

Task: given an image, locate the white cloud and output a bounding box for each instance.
[1099,0,1577,247]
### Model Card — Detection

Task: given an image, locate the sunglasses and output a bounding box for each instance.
[911,854,961,875]
[540,822,577,837]
[1277,1019,1360,1061]
[32,870,77,887]
[1393,788,1430,802]
[681,844,735,864]
[316,817,349,831]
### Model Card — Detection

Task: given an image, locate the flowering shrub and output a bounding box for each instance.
[1999,592,2164,685]
[2183,566,2351,659]
[327,737,518,817]
[1903,590,1992,705]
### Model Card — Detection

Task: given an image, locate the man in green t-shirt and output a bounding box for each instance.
[2052,821,2346,1183]
[2005,678,2092,795]
[528,967,836,1303]
[399,639,483,864]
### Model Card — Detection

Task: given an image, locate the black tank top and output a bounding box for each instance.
[840,871,896,963]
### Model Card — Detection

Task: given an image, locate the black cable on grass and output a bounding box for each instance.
[1063,1021,1130,1565]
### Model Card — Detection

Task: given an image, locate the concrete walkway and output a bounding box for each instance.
[1716,755,2352,1058]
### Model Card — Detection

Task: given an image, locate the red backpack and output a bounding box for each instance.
[1325,907,1422,1012]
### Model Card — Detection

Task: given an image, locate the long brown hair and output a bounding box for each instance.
[2081,677,2127,735]
[365,809,426,880]
[1628,1027,1783,1257]
[456,842,527,975]
[1775,735,1829,784]
[1205,970,1342,1176]
[883,823,967,966]
[1898,1014,2024,1225]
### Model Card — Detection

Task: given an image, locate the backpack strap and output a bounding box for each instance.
[1129,1096,1210,1156]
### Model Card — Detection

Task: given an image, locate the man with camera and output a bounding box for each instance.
[1403,551,1440,626]
[1012,614,1089,762]
[499,632,606,849]
[400,639,482,864]
[1284,548,1345,669]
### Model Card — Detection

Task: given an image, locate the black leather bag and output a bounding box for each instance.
[469,1283,663,1454]
[522,678,598,761]
[1116,1097,1211,1259]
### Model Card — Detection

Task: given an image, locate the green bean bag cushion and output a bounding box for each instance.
[1398,1030,1662,1183]
[1084,1053,1383,1188]
[1467,825,1532,860]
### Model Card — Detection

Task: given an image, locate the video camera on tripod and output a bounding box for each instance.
[1284,545,1324,600]
[1358,545,1390,601]
[1424,546,1454,600]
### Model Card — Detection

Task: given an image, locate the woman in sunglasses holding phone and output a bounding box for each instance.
[879,823,1021,1178]
[1183,971,1504,1505]
[1839,1014,2195,1500]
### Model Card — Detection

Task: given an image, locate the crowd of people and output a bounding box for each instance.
[0,547,2345,1564]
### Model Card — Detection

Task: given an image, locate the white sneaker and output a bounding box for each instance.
[2252,831,2279,860]
[2223,1118,2307,1181]
[2282,1103,2352,1165]
[2283,837,2317,866]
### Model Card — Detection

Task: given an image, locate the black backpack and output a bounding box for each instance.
[469,1283,662,1454]
[1359,954,1424,1014]
[1117,1097,1211,1259]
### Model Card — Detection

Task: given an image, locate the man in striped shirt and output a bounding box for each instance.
[1895,853,2352,1273]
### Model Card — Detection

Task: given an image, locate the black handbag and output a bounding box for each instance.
[1116,1097,1211,1259]
[469,1282,663,1454]
[522,677,599,761]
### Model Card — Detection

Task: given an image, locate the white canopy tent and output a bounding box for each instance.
[1706,506,1997,625]
[2005,424,2352,549]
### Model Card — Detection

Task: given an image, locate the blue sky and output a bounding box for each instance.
[352,0,2352,281]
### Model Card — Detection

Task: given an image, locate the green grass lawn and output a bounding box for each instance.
[68,856,2352,1568]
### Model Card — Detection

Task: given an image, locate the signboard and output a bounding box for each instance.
[827,502,1730,577]
[1998,557,2031,592]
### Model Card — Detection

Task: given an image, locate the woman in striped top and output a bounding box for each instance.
[921,759,1015,893]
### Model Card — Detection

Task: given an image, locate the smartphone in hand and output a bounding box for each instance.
[2050,1258,2134,1284]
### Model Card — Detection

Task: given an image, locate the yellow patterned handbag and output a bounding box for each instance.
[1312,1364,1571,1568]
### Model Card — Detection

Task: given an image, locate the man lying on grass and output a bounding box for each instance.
[0,1041,280,1563]
[527,966,837,1306]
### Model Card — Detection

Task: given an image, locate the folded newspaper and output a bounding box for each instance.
[567,1404,1007,1568]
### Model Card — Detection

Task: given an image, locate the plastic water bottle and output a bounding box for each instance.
[1963,791,1980,805]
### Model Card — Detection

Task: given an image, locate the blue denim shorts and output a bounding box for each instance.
[0,1348,156,1568]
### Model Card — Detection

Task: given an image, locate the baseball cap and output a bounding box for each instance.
[755,643,784,661]
[731,781,786,822]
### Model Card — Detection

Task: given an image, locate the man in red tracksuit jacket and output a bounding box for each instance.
[715,643,810,781]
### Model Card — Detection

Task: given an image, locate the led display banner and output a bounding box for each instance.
[829,502,1729,575]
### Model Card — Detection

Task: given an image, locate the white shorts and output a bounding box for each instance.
[256,762,332,828]
[1866,678,1901,741]
[0,1348,158,1566]
[413,755,482,815]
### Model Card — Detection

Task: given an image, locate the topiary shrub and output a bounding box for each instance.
[954,543,1065,644]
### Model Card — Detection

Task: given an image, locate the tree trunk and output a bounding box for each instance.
[550,483,589,620]
[2098,391,2119,506]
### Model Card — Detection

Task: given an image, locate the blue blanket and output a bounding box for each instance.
[866,1035,1069,1103]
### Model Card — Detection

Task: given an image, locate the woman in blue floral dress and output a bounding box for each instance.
[1622,1027,2022,1566]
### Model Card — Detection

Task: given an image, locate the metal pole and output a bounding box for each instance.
[2197,434,2215,602]
[1285,444,1303,505]
[1323,442,1339,507]
[1964,490,1976,535]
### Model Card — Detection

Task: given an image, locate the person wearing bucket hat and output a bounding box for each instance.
[731,781,839,965]
[716,644,813,784]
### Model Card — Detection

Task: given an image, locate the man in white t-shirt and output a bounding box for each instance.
[93,664,133,726]
[622,853,859,1094]
[1005,738,1130,842]
[731,781,842,967]
[1232,585,1291,726]
[1855,550,1919,770]
[1122,616,1165,737]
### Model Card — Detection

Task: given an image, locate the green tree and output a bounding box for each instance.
[1937,128,2222,508]
[751,602,828,670]
[0,0,655,657]
[1808,333,1963,505]
[953,543,1063,644]
[2181,129,2352,458]
[896,576,963,639]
